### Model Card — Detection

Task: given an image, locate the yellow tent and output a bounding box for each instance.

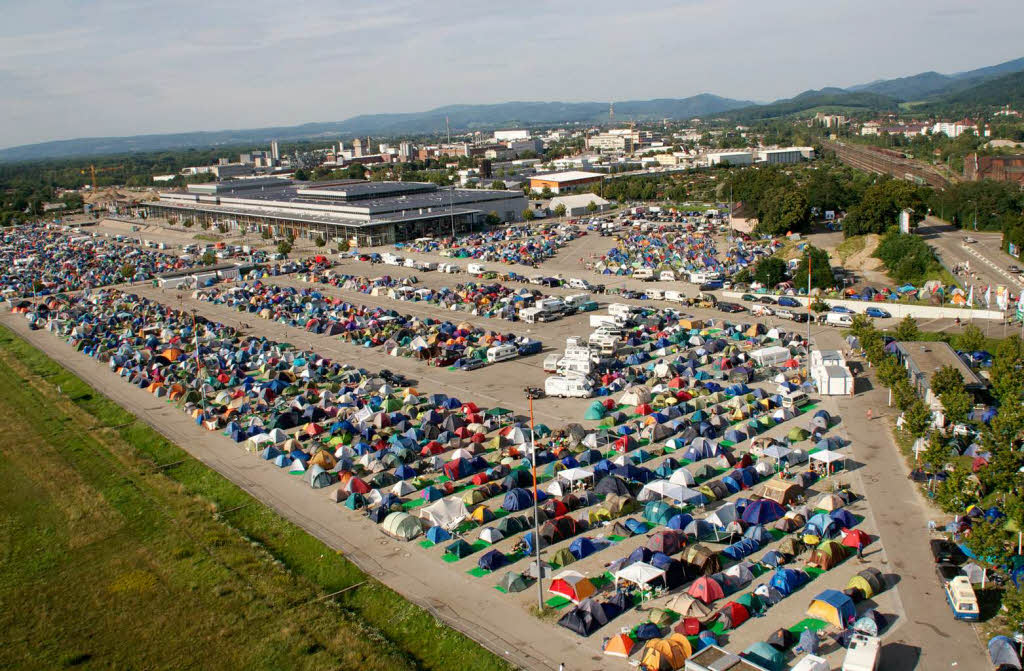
[641,634,692,671]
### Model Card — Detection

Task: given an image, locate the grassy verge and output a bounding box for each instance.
[835,235,866,264]
[0,325,511,671]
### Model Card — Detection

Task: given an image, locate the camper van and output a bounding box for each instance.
[659,270,676,282]
[467,263,486,275]
[664,290,686,303]
[825,312,854,327]
[841,634,880,671]
[945,576,980,621]
[557,357,593,376]
[589,332,620,355]
[543,353,562,373]
[563,294,592,311]
[382,253,403,266]
[545,376,594,398]
[589,314,624,329]
[632,268,655,282]
[567,278,592,290]
[486,344,518,363]
[782,391,808,410]
[536,298,567,318]
[607,303,638,320]
[689,270,722,284]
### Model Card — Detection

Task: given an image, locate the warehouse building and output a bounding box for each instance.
[548,194,611,217]
[144,179,526,247]
[706,151,753,166]
[893,341,985,407]
[529,171,605,194]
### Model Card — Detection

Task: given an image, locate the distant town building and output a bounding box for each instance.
[529,171,605,194]
[494,129,531,142]
[964,153,1024,186]
[706,151,753,167]
[814,112,847,128]
[759,147,812,164]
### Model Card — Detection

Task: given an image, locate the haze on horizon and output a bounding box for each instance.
[2,0,1022,149]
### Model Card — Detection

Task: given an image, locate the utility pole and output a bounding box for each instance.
[807,254,812,346]
[528,394,543,611]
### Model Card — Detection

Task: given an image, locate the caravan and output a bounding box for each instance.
[545,376,594,398]
[467,263,486,275]
[486,344,518,363]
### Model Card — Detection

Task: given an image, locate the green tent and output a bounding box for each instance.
[584,402,606,420]
[344,493,367,509]
[498,572,531,593]
[446,539,475,558]
[550,547,576,568]
[788,427,810,442]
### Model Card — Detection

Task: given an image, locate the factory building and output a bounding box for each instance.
[706,151,753,166]
[143,179,526,247]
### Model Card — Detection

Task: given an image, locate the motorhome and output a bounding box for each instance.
[486,344,518,363]
[545,376,594,398]
[536,298,567,317]
[659,270,676,282]
[563,294,592,310]
[567,278,591,290]
[589,314,626,329]
[381,253,403,266]
[841,634,880,671]
[467,263,486,275]
[543,354,562,372]
[689,270,721,284]
[632,268,655,282]
[588,332,620,355]
[607,303,638,320]
[664,290,686,303]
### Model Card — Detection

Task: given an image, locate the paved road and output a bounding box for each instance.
[918,216,1024,299]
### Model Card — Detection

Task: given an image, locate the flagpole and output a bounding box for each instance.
[806,253,812,346]
[529,394,543,612]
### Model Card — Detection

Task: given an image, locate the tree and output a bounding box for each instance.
[61,193,85,210]
[277,240,292,255]
[756,187,810,236]
[935,465,980,513]
[315,237,326,247]
[293,169,309,181]
[877,356,906,389]
[953,324,986,352]
[791,246,834,290]
[893,378,917,411]
[553,204,567,217]
[201,251,216,266]
[842,178,926,237]
[902,399,932,438]
[963,518,1011,567]
[920,433,952,471]
[939,387,972,425]
[1001,584,1024,636]
[540,187,553,199]
[930,365,964,398]
[753,256,787,287]
[337,239,350,253]
[261,229,272,240]
[485,211,501,226]
[522,209,535,221]
[894,316,920,342]
[491,180,506,190]
[979,402,1024,496]
[586,201,598,213]
[991,336,1024,405]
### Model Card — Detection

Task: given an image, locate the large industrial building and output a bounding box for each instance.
[964,153,1024,185]
[529,171,605,194]
[142,178,527,246]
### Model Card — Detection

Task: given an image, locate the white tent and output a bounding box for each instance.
[762,444,792,460]
[669,468,696,486]
[620,385,652,406]
[419,496,469,531]
[558,467,595,484]
[614,561,666,587]
[391,480,416,496]
[479,527,504,544]
[705,502,739,527]
[638,480,703,504]
[810,450,845,465]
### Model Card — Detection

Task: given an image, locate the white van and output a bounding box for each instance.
[664,290,686,303]
[589,314,625,329]
[563,293,591,310]
[567,278,591,290]
[632,268,655,282]
[659,270,676,282]
[825,312,854,327]
[647,289,664,300]
[404,258,418,268]
[689,270,721,284]
[545,375,594,398]
[382,253,403,266]
[467,263,486,275]
[607,303,636,319]
[782,391,808,410]
[486,344,518,363]
[543,353,562,373]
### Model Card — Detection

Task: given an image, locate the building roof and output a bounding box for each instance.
[895,341,984,389]
[548,194,610,208]
[530,171,605,183]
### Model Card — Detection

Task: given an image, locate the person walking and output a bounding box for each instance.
[866,408,873,421]
[857,539,865,560]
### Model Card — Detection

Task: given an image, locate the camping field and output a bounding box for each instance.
[0,325,511,671]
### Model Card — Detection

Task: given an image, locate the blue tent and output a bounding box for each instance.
[260,445,282,460]
[742,499,785,525]
[394,464,417,480]
[478,549,507,571]
[744,525,771,545]
[627,546,655,565]
[807,513,840,539]
[760,550,785,567]
[625,518,650,535]
[426,526,451,543]
[667,513,693,530]
[989,635,1022,669]
[770,568,808,596]
[830,509,857,528]
[272,454,290,468]
[724,428,747,443]
[502,488,534,512]
[808,589,855,628]
[634,622,661,641]
[569,537,601,560]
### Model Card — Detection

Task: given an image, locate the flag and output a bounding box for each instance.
[968,285,974,306]
[985,285,992,308]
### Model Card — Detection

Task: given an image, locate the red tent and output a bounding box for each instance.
[687,576,724,605]
[348,477,371,494]
[840,528,871,549]
[635,403,653,415]
[471,472,490,485]
[717,601,749,629]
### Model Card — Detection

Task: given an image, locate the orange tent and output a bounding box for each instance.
[603,633,635,658]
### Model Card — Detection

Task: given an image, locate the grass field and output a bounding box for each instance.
[0,325,512,671]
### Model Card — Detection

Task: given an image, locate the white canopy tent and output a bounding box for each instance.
[614,561,667,587]
[418,496,469,531]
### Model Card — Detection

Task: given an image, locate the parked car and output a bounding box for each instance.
[830,305,854,314]
[930,539,967,565]
[963,237,977,243]
[718,302,745,314]
[866,307,891,318]
[792,313,810,323]
[775,309,795,320]
[757,296,777,304]
[778,296,800,307]
[741,294,757,302]
[458,358,486,371]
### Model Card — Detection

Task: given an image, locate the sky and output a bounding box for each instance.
[2,0,1023,148]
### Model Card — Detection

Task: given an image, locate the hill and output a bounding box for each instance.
[913,70,1024,114]
[848,56,1024,101]
[725,90,900,122]
[0,94,752,163]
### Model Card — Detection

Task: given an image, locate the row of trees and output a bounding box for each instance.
[873,230,944,284]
